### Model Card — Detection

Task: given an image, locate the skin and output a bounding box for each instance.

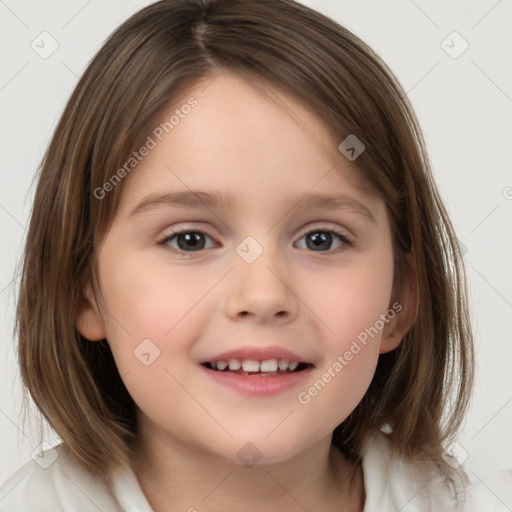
[77,72,414,511]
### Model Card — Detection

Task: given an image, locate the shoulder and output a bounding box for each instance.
[0,443,120,511]
[360,431,479,511]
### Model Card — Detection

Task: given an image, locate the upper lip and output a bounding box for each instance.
[199,346,313,364]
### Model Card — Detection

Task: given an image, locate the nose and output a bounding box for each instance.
[224,248,299,324]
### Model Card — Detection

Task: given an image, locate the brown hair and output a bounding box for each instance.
[16,0,473,481]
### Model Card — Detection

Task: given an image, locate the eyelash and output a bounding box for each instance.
[158,226,352,257]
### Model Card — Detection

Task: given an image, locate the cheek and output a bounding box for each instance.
[293,250,394,427]
[95,251,219,431]
[98,250,215,344]
[95,249,227,397]
[311,250,395,349]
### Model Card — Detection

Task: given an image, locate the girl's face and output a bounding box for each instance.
[78,72,408,465]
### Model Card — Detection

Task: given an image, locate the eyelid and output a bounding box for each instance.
[158,223,352,243]
[158,227,218,252]
[294,223,352,243]
[158,222,353,259]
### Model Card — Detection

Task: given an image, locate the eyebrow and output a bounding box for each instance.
[129,190,376,222]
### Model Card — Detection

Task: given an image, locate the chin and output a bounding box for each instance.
[207,431,318,468]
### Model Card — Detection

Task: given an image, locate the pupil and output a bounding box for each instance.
[177,232,205,251]
[306,232,332,251]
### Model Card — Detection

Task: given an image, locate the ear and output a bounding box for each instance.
[75,283,106,341]
[379,252,418,354]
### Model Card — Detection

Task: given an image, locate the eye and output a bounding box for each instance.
[295,229,351,252]
[160,230,216,253]
[158,227,351,255]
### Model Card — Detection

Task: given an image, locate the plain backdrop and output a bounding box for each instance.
[1,0,511,492]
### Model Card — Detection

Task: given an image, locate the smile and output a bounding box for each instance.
[202,358,311,376]
[200,359,313,396]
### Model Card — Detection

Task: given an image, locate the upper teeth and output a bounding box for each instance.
[210,359,300,372]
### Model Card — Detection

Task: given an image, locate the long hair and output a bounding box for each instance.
[16,0,473,481]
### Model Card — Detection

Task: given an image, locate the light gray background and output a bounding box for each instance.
[1,0,511,496]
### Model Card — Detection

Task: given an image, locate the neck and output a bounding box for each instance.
[131,422,365,511]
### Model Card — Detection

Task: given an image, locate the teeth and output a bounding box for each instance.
[228,359,241,371]
[242,359,260,372]
[278,359,289,370]
[209,358,303,373]
[260,359,278,372]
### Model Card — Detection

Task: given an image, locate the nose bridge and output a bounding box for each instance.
[224,234,298,321]
[235,234,287,296]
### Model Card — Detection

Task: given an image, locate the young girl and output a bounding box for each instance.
[0,0,508,510]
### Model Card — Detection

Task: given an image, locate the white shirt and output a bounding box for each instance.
[0,432,510,511]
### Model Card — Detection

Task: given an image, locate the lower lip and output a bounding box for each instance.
[199,365,313,396]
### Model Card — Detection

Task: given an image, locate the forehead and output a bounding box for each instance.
[115,71,382,220]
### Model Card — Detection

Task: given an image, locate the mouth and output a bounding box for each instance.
[201,358,312,377]
[198,346,315,396]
